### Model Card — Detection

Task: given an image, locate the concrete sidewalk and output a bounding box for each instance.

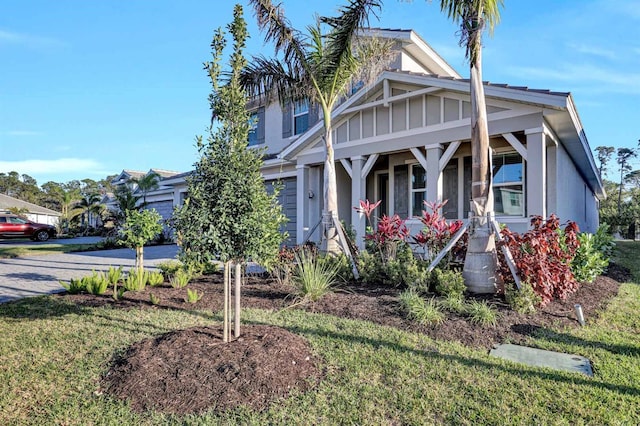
[0,244,179,304]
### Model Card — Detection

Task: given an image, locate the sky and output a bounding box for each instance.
[1,0,639,186]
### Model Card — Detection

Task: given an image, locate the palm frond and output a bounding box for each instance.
[248,0,308,68]
[319,0,382,105]
[240,55,311,105]
[440,0,503,61]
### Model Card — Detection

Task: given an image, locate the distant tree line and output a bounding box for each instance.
[595,141,640,239]
[0,170,116,234]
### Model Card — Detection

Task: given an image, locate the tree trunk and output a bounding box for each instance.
[462,27,498,294]
[136,245,144,272]
[321,109,340,254]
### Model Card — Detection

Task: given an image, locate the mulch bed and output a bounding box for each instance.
[101,325,320,415]
[59,263,631,415]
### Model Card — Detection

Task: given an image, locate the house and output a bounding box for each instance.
[0,193,61,226]
[142,29,605,248]
[104,169,181,224]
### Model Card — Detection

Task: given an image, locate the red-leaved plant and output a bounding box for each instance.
[497,215,580,306]
[412,200,464,262]
[355,199,409,263]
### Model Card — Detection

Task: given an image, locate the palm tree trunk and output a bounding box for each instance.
[322,108,340,254]
[462,26,498,294]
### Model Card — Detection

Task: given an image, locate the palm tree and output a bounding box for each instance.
[131,171,160,206]
[75,193,103,235]
[439,0,503,293]
[241,0,391,253]
[60,189,81,233]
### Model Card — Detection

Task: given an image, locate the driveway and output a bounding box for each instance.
[0,236,105,247]
[0,244,179,303]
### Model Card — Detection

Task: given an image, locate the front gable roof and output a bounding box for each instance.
[280,69,603,199]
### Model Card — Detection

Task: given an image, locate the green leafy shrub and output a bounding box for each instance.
[571,228,612,283]
[96,237,119,250]
[438,294,466,314]
[358,243,428,289]
[149,293,161,305]
[147,271,165,287]
[431,268,466,299]
[156,260,183,278]
[59,278,86,294]
[123,268,148,292]
[399,290,445,325]
[170,269,191,289]
[293,249,340,302]
[185,288,203,304]
[466,300,498,327]
[106,266,123,286]
[85,271,109,295]
[317,253,354,284]
[505,281,541,314]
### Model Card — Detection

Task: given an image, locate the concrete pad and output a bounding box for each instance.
[490,344,593,377]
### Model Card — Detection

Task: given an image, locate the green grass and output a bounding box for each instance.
[0,243,99,258]
[612,240,640,283]
[0,242,639,424]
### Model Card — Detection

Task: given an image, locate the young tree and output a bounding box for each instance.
[439,0,504,293]
[173,4,286,341]
[120,209,163,273]
[241,0,392,253]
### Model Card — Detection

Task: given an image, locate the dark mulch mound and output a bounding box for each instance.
[604,262,633,283]
[61,264,624,415]
[101,324,320,415]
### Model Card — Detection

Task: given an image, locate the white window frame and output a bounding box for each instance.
[248,110,260,146]
[492,151,525,217]
[293,99,309,135]
[410,163,426,218]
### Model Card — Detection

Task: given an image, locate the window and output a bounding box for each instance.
[410,164,426,217]
[492,152,524,216]
[248,107,264,146]
[293,100,309,135]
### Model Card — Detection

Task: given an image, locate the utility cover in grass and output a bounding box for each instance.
[490,344,593,376]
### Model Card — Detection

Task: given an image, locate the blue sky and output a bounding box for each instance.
[1,0,639,185]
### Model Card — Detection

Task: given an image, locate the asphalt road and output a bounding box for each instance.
[0,244,179,303]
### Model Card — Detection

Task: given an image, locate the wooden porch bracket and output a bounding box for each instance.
[410,147,428,170]
[361,154,379,179]
[339,159,353,178]
[502,133,528,161]
[438,141,461,171]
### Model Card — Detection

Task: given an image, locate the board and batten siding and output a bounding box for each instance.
[265,178,297,245]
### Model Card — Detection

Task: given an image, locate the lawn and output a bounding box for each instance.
[0,243,639,424]
[0,243,99,259]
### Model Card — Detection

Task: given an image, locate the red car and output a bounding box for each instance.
[0,214,57,241]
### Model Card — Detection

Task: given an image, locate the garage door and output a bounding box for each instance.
[145,201,174,222]
[265,178,296,245]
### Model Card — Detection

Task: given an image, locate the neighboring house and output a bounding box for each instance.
[0,193,61,226]
[104,169,181,224]
[118,29,605,248]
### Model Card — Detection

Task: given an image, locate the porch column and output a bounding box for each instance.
[296,165,309,245]
[526,130,546,219]
[426,145,443,204]
[350,156,366,249]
